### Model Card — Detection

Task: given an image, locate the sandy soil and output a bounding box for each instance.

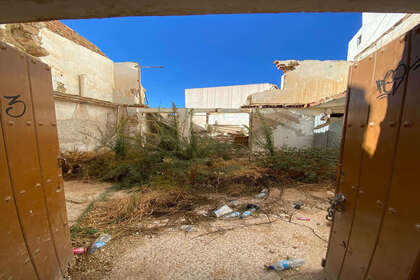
[64,180,112,225]
[66,183,333,280]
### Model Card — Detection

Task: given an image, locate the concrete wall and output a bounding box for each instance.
[250,108,315,151]
[185,83,277,109]
[348,13,420,61]
[247,60,351,106]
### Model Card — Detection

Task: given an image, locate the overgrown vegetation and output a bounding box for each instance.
[64,107,245,190]
[259,147,339,182]
[63,108,339,189]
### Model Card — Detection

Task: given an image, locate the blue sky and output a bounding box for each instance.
[63,13,361,108]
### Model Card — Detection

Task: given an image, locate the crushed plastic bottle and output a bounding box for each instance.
[268,258,304,271]
[214,205,233,218]
[240,208,257,219]
[223,211,240,219]
[89,233,111,254]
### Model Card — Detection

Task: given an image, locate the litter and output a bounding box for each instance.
[214,205,233,218]
[293,202,305,209]
[89,233,111,254]
[267,258,304,271]
[297,217,310,221]
[180,225,194,232]
[255,188,268,199]
[240,204,259,219]
[246,204,260,210]
[240,209,256,218]
[73,247,87,255]
[222,211,240,219]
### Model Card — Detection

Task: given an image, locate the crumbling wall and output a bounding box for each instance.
[247,60,350,106]
[0,21,121,152]
[250,108,315,151]
[0,22,48,56]
[55,101,116,151]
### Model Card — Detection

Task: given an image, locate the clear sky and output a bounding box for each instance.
[63,13,361,108]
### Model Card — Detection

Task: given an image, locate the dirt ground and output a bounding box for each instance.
[65,181,112,226]
[65,181,334,280]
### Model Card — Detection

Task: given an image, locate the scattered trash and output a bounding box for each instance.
[73,247,87,255]
[246,204,260,210]
[240,208,258,219]
[214,205,233,218]
[267,258,305,271]
[223,211,240,219]
[297,217,310,221]
[293,202,305,210]
[89,233,112,254]
[180,225,194,232]
[255,188,268,199]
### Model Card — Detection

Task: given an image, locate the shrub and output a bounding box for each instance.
[261,147,339,183]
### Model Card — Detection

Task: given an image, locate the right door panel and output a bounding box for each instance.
[365,25,420,280]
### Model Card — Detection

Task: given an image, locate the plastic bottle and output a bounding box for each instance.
[214,205,233,218]
[240,208,257,219]
[223,211,240,219]
[268,259,304,271]
[89,233,112,254]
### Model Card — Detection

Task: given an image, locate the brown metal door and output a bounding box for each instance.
[0,43,71,279]
[325,24,420,280]
[324,54,373,280]
[0,113,38,280]
[27,54,73,273]
[339,31,410,280]
[364,25,420,280]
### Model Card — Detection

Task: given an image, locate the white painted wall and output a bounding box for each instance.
[185,83,277,109]
[39,28,115,100]
[348,13,420,61]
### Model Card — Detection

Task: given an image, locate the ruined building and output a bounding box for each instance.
[0,21,146,151]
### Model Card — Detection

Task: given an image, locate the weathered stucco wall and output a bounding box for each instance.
[347,13,420,61]
[36,26,118,151]
[251,108,315,151]
[114,62,146,105]
[55,102,116,151]
[39,28,115,100]
[247,60,351,106]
